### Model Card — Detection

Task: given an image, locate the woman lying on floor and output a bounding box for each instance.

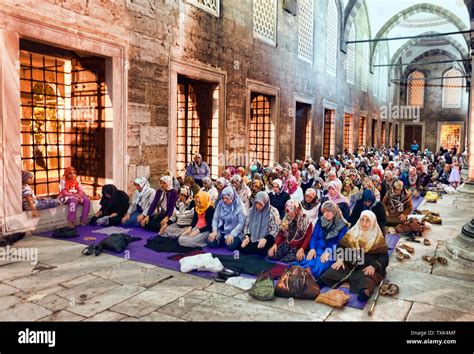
[121,177,156,227]
[141,176,178,232]
[178,191,215,248]
[318,210,389,301]
[295,201,349,278]
[89,184,129,226]
[159,186,195,238]
[240,192,281,256]
[207,186,246,250]
[267,200,313,262]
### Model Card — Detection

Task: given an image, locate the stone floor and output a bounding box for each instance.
[1,193,473,322]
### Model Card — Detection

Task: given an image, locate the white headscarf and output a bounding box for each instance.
[134,177,151,206]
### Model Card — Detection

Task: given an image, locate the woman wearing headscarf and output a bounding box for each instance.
[300,188,320,224]
[240,192,281,256]
[371,175,386,203]
[295,201,349,277]
[318,210,389,301]
[215,177,230,203]
[291,163,301,185]
[89,184,129,226]
[201,177,218,204]
[341,177,359,209]
[323,170,342,192]
[407,166,419,196]
[319,181,350,222]
[236,166,250,186]
[269,179,290,220]
[231,174,251,211]
[313,177,325,201]
[381,180,413,226]
[207,186,246,250]
[122,177,156,227]
[249,179,264,207]
[159,186,195,238]
[59,167,90,227]
[267,200,313,262]
[300,170,314,194]
[381,170,393,201]
[350,189,387,234]
[141,176,178,231]
[416,163,431,196]
[163,170,181,192]
[287,175,304,202]
[185,153,210,187]
[178,191,215,248]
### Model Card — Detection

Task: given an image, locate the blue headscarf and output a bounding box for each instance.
[217,186,244,234]
[362,189,375,210]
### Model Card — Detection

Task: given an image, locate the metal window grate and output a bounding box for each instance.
[343,113,353,152]
[298,0,314,63]
[188,0,220,16]
[323,109,335,157]
[358,116,366,147]
[20,42,106,198]
[407,71,425,107]
[389,122,393,146]
[440,124,461,150]
[381,122,386,146]
[250,94,274,166]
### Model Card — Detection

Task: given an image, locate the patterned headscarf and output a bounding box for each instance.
[160,175,173,191]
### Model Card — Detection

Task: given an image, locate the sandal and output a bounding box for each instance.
[436,256,448,265]
[379,282,390,295]
[422,255,436,265]
[386,283,399,296]
[398,243,414,254]
[423,239,431,246]
[395,248,405,261]
[396,246,411,259]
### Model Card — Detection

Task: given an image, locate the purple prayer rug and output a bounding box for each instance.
[411,196,424,210]
[37,226,400,310]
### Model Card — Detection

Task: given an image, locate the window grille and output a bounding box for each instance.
[188,0,220,16]
[325,0,338,76]
[253,0,277,46]
[407,71,425,107]
[442,68,462,108]
[250,94,275,166]
[298,0,314,63]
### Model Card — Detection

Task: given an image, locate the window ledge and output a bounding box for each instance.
[3,200,101,235]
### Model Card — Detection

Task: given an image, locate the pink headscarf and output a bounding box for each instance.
[326,180,349,205]
[287,176,298,195]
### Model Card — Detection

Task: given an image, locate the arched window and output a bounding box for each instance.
[442,68,463,109]
[407,71,425,107]
[346,24,356,85]
[326,0,338,76]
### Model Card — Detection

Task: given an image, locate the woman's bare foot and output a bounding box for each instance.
[68,221,76,228]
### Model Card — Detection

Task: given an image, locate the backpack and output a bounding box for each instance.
[52,227,78,239]
[82,233,141,256]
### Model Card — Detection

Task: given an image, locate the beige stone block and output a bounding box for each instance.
[406,302,474,322]
[2,302,53,321]
[83,310,128,322]
[140,126,168,146]
[128,102,151,124]
[39,310,85,322]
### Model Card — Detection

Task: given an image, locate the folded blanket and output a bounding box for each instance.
[180,253,224,273]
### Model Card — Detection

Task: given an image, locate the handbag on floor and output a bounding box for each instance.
[249,271,275,301]
[82,233,141,256]
[274,266,320,300]
[315,289,351,308]
[52,227,78,239]
[395,218,426,235]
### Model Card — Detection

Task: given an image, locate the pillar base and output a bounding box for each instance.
[446,219,474,266]
[456,181,474,195]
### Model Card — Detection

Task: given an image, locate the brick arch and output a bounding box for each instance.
[391,31,468,68]
[373,3,469,56]
[401,49,465,78]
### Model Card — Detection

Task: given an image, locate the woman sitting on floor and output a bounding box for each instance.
[201,177,218,204]
[341,177,359,209]
[267,200,313,262]
[178,191,215,248]
[215,177,229,203]
[381,180,413,226]
[207,186,246,250]
[300,188,320,224]
[318,210,389,301]
[350,189,387,234]
[240,192,281,256]
[89,184,129,227]
[141,176,178,231]
[295,201,349,278]
[121,177,156,227]
[319,181,351,222]
[159,186,195,238]
[269,179,290,220]
[184,175,201,197]
[249,179,264,207]
[287,175,304,202]
[230,174,251,212]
